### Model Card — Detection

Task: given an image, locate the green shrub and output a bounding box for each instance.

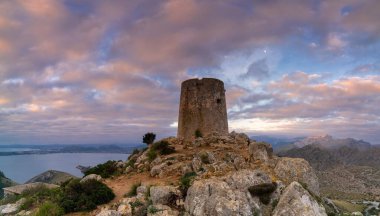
[147,149,158,162]
[125,182,141,197]
[58,179,115,213]
[84,160,119,178]
[148,205,160,214]
[35,201,64,216]
[195,129,202,138]
[248,182,277,205]
[126,158,137,169]
[151,141,175,155]
[199,153,210,164]
[179,172,197,197]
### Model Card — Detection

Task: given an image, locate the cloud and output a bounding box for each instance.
[1,0,380,144]
[240,59,270,80]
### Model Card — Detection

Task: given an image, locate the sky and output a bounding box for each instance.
[0,0,380,145]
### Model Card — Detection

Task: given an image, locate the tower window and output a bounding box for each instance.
[216,99,221,104]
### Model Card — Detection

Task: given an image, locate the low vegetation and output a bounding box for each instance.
[59,179,115,212]
[34,201,64,216]
[151,141,175,155]
[179,172,197,197]
[195,129,203,138]
[1,179,115,214]
[125,182,141,197]
[84,160,120,178]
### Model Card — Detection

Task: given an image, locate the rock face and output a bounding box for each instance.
[147,204,179,216]
[185,169,273,216]
[272,182,327,216]
[177,78,228,142]
[0,198,26,215]
[249,141,273,162]
[274,157,320,195]
[150,186,180,205]
[80,174,102,183]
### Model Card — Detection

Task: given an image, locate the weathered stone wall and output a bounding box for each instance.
[177,78,228,142]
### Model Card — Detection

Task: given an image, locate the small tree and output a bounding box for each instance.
[143,132,156,145]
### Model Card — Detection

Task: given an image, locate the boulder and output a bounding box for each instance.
[249,141,273,162]
[150,186,180,205]
[150,156,163,168]
[125,166,133,174]
[117,204,132,215]
[150,163,168,177]
[147,204,179,216]
[274,157,320,195]
[223,169,271,191]
[80,174,102,183]
[272,182,327,216]
[0,198,26,215]
[191,157,202,172]
[229,131,250,146]
[185,179,257,216]
[96,210,122,216]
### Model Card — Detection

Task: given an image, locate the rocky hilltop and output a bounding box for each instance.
[92,132,332,216]
[25,170,78,185]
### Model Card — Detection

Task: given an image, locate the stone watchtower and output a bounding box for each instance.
[177,78,228,142]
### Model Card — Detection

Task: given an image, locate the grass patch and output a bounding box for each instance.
[332,199,365,213]
[179,172,197,197]
[151,141,175,155]
[125,182,141,197]
[199,152,210,164]
[34,201,64,216]
[147,149,158,162]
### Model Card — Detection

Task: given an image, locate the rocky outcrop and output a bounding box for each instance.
[185,178,255,216]
[185,169,276,216]
[249,141,273,162]
[80,174,102,183]
[147,204,179,216]
[150,186,181,205]
[272,182,327,216]
[96,210,122,216]
[0,198,26,215]
[274,157,320,195]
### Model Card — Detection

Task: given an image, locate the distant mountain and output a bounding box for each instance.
[292,135,371,150]
[278,135,380,199]
[0,144,145,156]
[0,170,18,198]
[250,135,304,150]
[25,170,78,185]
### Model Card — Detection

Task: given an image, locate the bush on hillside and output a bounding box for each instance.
[84,160,119,178]
[58,179,115,213]
[125,182,141,197]
[179,172,197,197]
[151,141,175,155]
[147,149,158,162]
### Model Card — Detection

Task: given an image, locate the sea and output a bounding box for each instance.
[0,151,129,183]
